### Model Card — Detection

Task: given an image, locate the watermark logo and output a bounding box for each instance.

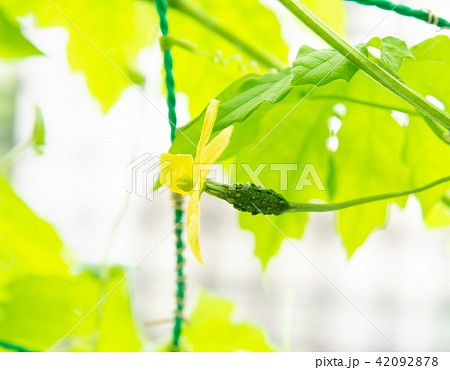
[126,153,170,200]
[126,153,326,200]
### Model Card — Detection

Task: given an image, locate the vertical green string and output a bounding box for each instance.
[155,0,185,351]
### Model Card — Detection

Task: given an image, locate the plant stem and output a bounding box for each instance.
[0,138,33,173]
[159,35,261,73]
[168,0,288,71]
[204,176,450,214]
[443,195,450,208]
[286,176,450,213]
[0,340,35,352]
[277,0,450,131]
[309,95,420,116]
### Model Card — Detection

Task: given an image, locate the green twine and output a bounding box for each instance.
[155,0,185,351]
[156,0,178,142]
[172,192,185,349]
[345,0,450,29]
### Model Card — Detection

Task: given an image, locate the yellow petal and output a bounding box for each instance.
[200,125,234,164]
[197,126,234,190]
[186,190,203,264]
[160,153,194,196]
[195,99,219,162]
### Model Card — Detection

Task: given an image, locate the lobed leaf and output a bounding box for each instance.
[0,178,143,351]
[169,36,450,267]
[0,0,157,112]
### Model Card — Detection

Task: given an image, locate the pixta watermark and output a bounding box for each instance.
[126,153,325,200]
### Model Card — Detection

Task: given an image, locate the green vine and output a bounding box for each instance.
[159,35,261,73]
[205,176,450,215]
[166,0,288,71]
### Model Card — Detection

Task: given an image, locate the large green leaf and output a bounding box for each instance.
[0,178,143,351]
[400,35,450,114]
[168,36,450,267]
[181,290,275,352]
[0,0,157,112]
[0,267,142,351]
[0,177,68,281]
[0,9,42,59]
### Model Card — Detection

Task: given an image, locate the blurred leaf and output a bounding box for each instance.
[181,290,275,352]
[0,0,157,112]
[168,36,450,267]
[32,107,45,154]
[0,9,42,59]
[0,177,68,281]
[169,0,289,117]
[0,267,142,351]
[300,0,346,35]
[0,178,143,351]
[425,198,450,228]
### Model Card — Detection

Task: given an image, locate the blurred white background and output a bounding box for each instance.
[5,0,450,351]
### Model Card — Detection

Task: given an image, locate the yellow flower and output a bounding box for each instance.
[160,99,233,264]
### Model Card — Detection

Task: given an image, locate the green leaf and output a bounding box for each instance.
[0,9,42,59]
[0,267,142,351]
[181,290,275,352]
[425,197,450,228]
[400,35,450,113]
[170,44,369,157]
[0,177,68,281]
[168,0,289,117]
[0,0,157,112]
[0,178,143,351]
[228,90,333,267]
[368,36,414,75]
[329,74,410,256]
[168,36,450,267]
[291,44,367,86]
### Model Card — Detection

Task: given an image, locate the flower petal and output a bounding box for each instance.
[195,99,219,162]
[197,126,234,190]
[200,125,234,165]
[160,153,194,196]
[186,190,203,264]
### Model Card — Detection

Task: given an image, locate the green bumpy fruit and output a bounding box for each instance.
[219,183,290,215]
